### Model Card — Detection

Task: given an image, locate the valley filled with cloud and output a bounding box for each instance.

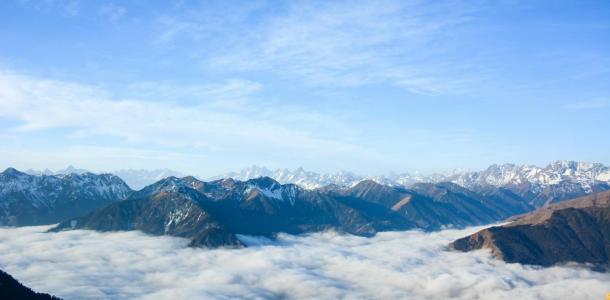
[0,225,608,299]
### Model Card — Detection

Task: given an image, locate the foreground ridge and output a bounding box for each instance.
[0,269,62,300]
[450,190,610,268]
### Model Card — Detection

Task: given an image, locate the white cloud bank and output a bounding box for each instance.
[0,70,382,174]
[0,71,349,152]
[0,226,608,300]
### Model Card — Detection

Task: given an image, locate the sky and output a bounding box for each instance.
[1,225,609,299]
[0,0,609,177]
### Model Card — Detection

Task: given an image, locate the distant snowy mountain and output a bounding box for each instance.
[112,169,185,190]
[446,161,610,190]
[19,161,610,203]
[445,161,610,207]
[211,166,427,189]
[215,161,610,206]
[24,167,185,190]
[24,165,89,176]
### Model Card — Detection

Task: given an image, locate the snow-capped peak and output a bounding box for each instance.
[216,161,610,192]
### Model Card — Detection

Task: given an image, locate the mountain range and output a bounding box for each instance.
[222,162,610,208]
[217,161,610,194]
[50,176,534,247]
[3,160,610,262]
[22,160,610,197]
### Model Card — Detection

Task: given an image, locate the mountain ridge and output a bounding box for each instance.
[450,190,610,268]
[0,168,132,226]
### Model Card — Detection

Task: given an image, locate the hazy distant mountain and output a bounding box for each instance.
[112,169,186,190]
[0,168,132,226]
[451,190,610,268]
[24,166,185,190]
[0,269,61,300]
[24,165,89,176]
[211,166,364,189]
[51,175,541,248]
[24,168,55,176]
[211,165,430,189]
[222,161,610,188]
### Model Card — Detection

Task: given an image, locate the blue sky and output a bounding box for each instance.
[0,0,609,176]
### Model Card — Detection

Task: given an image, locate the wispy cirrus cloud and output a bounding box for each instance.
[123,79,262,107]
[17,0,81,17]
[0,69,494,174]
[0,146,209,176]
[98,3,127,23]
[562,98,610,110]
[158,0,483,94]
[0,70,380,173]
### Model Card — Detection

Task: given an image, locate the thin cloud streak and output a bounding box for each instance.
[562,98,610,110]
[0,69,491,174]
[0,70,374,164]
[161,0,483,94]
[0,225,608,299]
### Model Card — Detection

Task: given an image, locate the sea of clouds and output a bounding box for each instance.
[0,225,608,300]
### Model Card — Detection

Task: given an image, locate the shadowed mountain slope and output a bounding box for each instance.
[52,176,538,248]
[0,269,61,300]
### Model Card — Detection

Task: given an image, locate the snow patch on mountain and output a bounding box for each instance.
[242,179,299,205]
[244,184,284,201]
[165,202,198,234]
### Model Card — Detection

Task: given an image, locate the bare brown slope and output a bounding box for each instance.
[450,190,610,267]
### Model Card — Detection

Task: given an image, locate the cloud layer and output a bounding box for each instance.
[0,226,608,299]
